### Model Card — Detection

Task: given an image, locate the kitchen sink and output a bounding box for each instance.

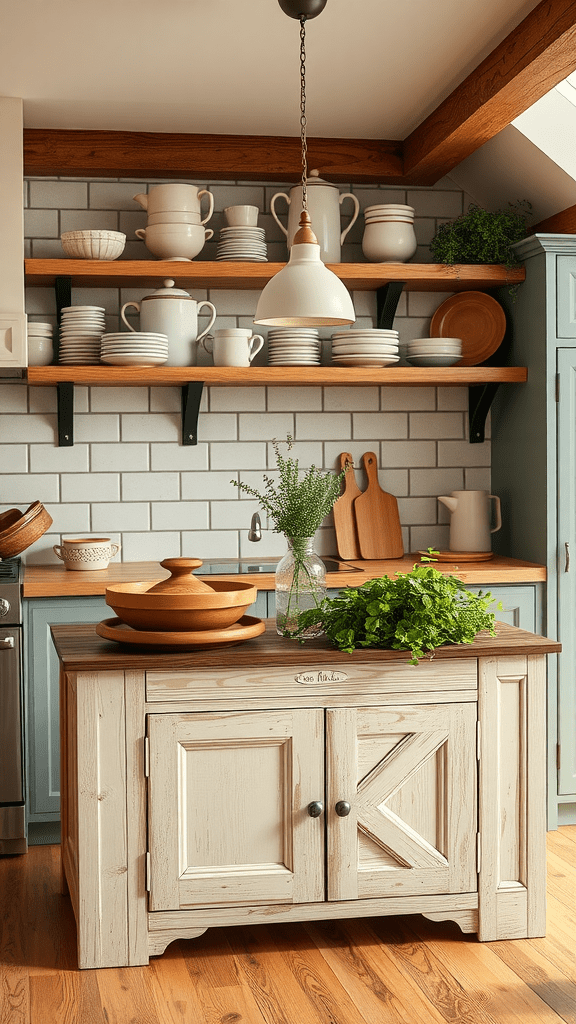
[194,558,360,575]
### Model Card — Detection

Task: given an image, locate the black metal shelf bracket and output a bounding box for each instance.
[181,382,204,445]
[376,281,405,329]
[57,382,74,447]
[468,382,500,444]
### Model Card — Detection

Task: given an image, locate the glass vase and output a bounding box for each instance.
[275,536,326,638]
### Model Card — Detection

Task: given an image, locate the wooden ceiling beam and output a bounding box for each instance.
[531,204,576,232]
[23,129,404,184]
[402,0,576,184]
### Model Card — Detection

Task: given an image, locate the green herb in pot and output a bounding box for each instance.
[429,201,531,268]
[295,564,498,664]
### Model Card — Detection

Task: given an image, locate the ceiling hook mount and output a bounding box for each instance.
[277,0,328,19]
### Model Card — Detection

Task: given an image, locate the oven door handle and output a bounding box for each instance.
[0,637,15,649]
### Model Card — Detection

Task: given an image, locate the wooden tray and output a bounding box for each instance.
[430,291,506,366]
[95,614,265,649]
[418,550,494,562]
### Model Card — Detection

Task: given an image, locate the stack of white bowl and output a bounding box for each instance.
[100,333,169,366]
[267,328,321,365]
[362,204,417,263]
[331,328,400,366]
[58,306,106,365]
[217,205,267,262]
[406,337,463,366]
[133,184,215,261]
[27,321,54,366]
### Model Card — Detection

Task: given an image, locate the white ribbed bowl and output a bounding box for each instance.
[61,230,126,260]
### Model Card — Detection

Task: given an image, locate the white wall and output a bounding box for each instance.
[0,175,491,564]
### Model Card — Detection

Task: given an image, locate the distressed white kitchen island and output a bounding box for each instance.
[51,620,560,970]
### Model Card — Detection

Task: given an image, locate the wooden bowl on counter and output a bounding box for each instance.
[0,501,53,558]
[105,557,258,632]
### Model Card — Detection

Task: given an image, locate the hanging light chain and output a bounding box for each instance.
[299,14,308,211]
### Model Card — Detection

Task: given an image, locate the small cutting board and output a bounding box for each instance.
[353,452,404,559]
[333,453,362,560]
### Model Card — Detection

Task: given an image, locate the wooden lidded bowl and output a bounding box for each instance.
[105,558,258,632]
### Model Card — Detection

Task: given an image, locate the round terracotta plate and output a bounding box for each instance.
[95,614,265,649]
[418,550,494,562]
[429,291,506,366]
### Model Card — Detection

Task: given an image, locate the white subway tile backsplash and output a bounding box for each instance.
[410,411,464,439]
[92,502,150,532]
[151,501,209,531]
[14,174,485,561]
[61,473,120,503]
[353,412,407,440]
[91,443,149,472]
[30,444,89,473]
[121,413,179,442]
[122,472,179,501]
[410,524,450,552]
[150,443,209,471]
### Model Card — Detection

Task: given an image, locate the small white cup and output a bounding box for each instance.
[224,205,259,227]
[201,328,264,367]
[27,336,54,366]
[53,537,121,571]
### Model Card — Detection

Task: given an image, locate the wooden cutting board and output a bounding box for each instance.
[353,452,404,559]
[333,453,362,560]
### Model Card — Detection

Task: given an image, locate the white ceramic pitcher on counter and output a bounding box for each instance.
[438,489,502,552]
[270,169,359,263]
[121,279,216,367]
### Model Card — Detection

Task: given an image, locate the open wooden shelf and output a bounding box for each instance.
[25,365,528,387]
[24,258,526,292]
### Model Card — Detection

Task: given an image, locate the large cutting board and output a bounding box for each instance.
[333,453,362,560]
[353,452,404,559]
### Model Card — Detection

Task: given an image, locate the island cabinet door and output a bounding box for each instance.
[147,708,325,912]
[326,703,478,901]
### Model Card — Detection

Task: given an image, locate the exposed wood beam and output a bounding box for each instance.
[531,204,576,232]
[403,0,576,184]
[23,129,403,184]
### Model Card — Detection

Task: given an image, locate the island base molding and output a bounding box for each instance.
[52,621,557,970]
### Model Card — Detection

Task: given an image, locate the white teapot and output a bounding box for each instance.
[270,169,359,263]
[121,280,216,367]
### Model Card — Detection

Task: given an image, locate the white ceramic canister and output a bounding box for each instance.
[133,184,214,225]
[121,279,217,367]
[270,169,360,263]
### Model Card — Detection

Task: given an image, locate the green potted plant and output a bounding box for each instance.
[429,201,532,267]
[231,437,346,638]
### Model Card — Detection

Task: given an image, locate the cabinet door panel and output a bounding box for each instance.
[147,708,324,911]
[556,258,576,337]
[327,703,477,900]
[557,349,576,794]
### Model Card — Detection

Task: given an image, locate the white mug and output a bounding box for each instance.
[53,537,121,571]
[224,205,259,227]
[201,328,264,367]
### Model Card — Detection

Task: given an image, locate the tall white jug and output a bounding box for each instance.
[437,490,502,552]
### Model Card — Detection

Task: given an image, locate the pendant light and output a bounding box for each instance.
[254,1,355,327]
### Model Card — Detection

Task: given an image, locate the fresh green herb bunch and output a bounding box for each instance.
[429,202,531,267]
[296,564,497,664]
[231,436,346,538]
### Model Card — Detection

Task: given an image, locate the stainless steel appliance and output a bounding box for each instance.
[0,557,26,854]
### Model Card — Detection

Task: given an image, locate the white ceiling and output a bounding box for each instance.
[1,0,540,139]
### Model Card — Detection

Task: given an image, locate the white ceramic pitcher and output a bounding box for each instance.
[270,169,360,263]
[121,279,216,367]
[437,489,502,552]
[133,184,214,225]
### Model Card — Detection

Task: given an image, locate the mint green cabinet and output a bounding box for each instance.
[492,234,576,828]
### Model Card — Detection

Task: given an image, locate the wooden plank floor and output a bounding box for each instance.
[1,827,574,1024]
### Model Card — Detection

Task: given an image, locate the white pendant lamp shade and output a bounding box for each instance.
[254,212,355,327]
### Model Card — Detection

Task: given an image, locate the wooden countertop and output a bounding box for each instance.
[50,619,560,673]
[23,554,546,598]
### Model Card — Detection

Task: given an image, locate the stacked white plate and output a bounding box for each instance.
[28,321,53,340]
[216,226,268,262]
[331,328,400,367]
[100,332,169,366]
[59,305,106,364]
[406,337,462,367]
[267,328,321,365]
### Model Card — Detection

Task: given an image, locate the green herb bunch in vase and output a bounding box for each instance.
[232,437,346,638]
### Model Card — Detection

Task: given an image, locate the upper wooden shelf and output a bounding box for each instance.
[26,365,527,387]
[24,259,525,292]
